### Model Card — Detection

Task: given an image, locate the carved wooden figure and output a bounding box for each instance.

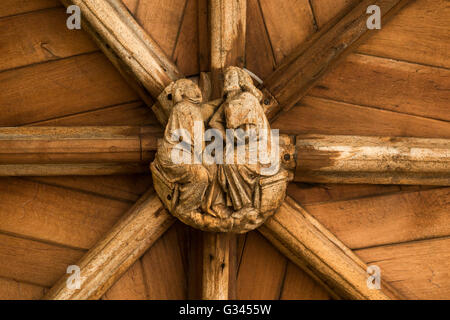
[151,67,294,233]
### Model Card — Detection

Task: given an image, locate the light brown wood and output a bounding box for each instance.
[32,101,158,127]
[237,232,287,299]
[357,237,450,300]
[0,7,97,72]
[131,0,186,59]
[0,0,60,18]
[245,0,276,80]
[259,196,404,300]
[0,177,137,251]
[44,191,174,300]
[0,52,138,126]
[0,126,159,164]
[301,187,450,250]
[0,277,47,300]
[264,0,412,121]
[0,126,160,175]
[198,0,210,72]
[200,0,247,300]
[295,134,450,185]
[259,0,316,64]
[0,163,147,176]
[141,225,187,299]
[60,0,183,112]
[102,261,148,300]
[310,0,359,28]
[310,53,450,122]
[172,0,200,77]
[202,232,231,300]
[0,231,85,287]
[358,0,450,69]
[273,95,450,139]
[280,262,331,300]
[210,0,247,98]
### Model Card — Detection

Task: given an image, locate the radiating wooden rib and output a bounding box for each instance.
[210,0,247,98]
[259,196,404,300]
[202,232,232,300]
[201,0,247,300]
[60,0,184,121]
[295,135,450,186]
[44,191,175,300]
[0,126,159,163]
[0,163,147,176]
[263,0,412,121]
[0,126,160,176]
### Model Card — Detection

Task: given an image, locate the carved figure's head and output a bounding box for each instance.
[172,79,202,105]
[223,66,263,102]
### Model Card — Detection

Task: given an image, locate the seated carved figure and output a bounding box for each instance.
[151,79,210,224]
[213,67,281,220]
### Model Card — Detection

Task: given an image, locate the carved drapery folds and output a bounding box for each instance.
[151,67,294,233]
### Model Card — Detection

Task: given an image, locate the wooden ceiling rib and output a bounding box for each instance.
[0,0,448,300]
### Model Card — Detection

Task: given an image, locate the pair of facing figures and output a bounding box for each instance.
[151,67,291,233]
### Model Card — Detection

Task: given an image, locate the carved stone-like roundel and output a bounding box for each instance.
[151,67,294,233]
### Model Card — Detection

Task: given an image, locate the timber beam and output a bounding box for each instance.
[294,135,450,186]
[259,197,404,300]
[0,128,447,185]
[0,126,160,176]
[201,0,248,300]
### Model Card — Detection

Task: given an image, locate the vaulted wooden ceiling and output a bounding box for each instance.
[0,0,448,300]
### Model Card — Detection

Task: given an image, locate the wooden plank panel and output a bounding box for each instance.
[172,0,199,76]
[303,187,450,250]
[29,175,152,203]
[288,183,403,205]
[310,54,450,121]
[122,0,139,14]
[310,0,359,28]
[259,0,316,64]
[237,232,287,299]
[358,0,450,69]
[0,52,139,126]
[0,177,131,250]
[0,0,60,18]
[141,226,187,299]
[102,260,148,300]
[0,8,97,72]
[280,262,331,300]
[31,101,158,126]
[245,0,276,79]
[197,0,210,72]
[134,0,187,58]
[273,96,450,138]
[357,237,450,299]
[0,233,84,287]
[0,277,47,300]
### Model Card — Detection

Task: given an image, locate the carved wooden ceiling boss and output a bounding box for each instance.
[151,68,294,233]
[1,0,444,301]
